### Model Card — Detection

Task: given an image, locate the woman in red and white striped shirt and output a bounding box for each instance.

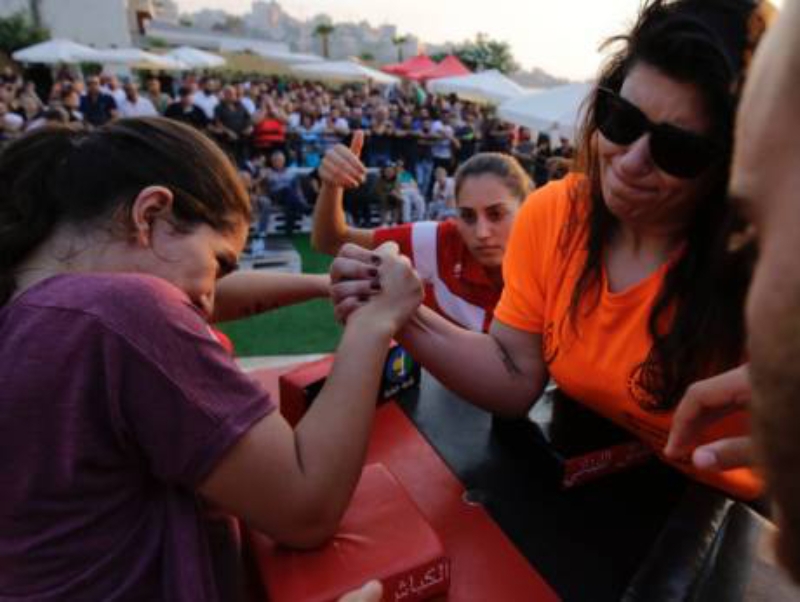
[312,132,532,332]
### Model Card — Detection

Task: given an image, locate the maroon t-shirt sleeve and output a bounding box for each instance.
[97,276,276,488]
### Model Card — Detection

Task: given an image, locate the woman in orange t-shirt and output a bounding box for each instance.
[334,0,772,500]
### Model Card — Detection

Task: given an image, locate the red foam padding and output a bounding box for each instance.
[248,363,298,400]
[252,463,449,602]
[246,366,560,601]
[278,355,335,426]
[365,403,560,602]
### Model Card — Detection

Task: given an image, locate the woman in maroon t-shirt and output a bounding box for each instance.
[0,117,420,601]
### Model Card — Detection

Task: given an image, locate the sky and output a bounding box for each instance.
[175,0,783,81]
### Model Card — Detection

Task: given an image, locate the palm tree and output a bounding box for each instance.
[29,0,42,28]
[392,35,408,62]
[313,23,335,59]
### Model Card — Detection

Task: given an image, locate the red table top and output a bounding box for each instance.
[248,364,559,601]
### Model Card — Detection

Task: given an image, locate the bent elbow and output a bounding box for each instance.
[266,510,341,550]
[481,384,540,419]
[493,398,535,419]
[254,491,346,550]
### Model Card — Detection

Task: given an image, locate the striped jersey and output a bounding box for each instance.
[374,220,502,332]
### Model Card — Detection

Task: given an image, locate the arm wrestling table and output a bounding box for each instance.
[246,365,793,602]
[393,371,688,602]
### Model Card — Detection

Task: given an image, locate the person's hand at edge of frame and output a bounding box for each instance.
[338,580,383,602]
[664,364,754,472]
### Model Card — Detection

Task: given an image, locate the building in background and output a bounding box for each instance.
[0,0,134,47]
[151,0,178,24]
[0,0,421,64]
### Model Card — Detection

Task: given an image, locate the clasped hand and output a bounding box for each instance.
[329,241,423,331]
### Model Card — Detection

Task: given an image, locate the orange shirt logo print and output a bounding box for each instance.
[542,321,559,365]
[627,363,660,411]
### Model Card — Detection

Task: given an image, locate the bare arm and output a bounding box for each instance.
[212,271,329,323]
[396,305,547,416]
[311,131,375,255]
[312,182,375,254]
[733,0,800,551]
[199,244,423,548]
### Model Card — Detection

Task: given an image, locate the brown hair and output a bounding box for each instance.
[566,0,764,411]
[454,152,533,203]
[0,117,250,306]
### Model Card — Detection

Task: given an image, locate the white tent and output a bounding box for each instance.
[164,46,225,69]
[498,82,593,139]
[254,49,324,65]
[12,39,99,64]
[89,48,188,70]
[292,61,399,85]
[427,69,529,105]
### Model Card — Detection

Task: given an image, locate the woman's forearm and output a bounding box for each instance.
[396,306,547,416]
[311,182,373,254]
[213,271,329,323]
[292,314,395,536]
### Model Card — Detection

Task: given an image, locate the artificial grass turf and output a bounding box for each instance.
[217,234,343,356]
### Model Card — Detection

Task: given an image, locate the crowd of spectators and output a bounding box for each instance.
[0,66,574,235]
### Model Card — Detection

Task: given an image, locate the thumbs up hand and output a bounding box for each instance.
[319,130,368,189]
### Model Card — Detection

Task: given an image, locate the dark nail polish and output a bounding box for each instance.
[370,255,382,266]
[369,267,379,277]
[370,279,382,291]
[358,294,370,302]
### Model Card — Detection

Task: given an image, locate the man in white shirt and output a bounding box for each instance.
[238,83,256,115]
[101,74,127,106]
[194,77,219,120]
[118,83,158,118]
[430,112,457,173]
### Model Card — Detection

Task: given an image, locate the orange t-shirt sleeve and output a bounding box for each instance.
[495,180,569,333]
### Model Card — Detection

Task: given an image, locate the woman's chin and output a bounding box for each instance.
[474,250,504,269]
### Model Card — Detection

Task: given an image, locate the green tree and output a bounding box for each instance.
[359,51,375,64]
[313,23,335,59]
[391,34,408,62]
[432,33,519,74]
[0,12,48,58]
[145,36,169,49]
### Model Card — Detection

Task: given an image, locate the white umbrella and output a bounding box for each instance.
[164,46,225,69]
[89,48,188,70]
[254,49,324,65]
[498,82,594,139]
[427,69,529,105]
[291,61,398,85]
[12,39,99,64]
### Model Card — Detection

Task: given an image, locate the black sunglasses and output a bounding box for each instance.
[595,87,720,179]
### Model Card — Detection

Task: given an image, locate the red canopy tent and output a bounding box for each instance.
[382,54,436,77]
[407,55,471,82]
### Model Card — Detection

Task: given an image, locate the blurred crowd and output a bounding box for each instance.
[0,67,574,234]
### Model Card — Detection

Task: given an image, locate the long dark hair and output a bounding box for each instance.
[567,0,768,411]
[0,117,250,307]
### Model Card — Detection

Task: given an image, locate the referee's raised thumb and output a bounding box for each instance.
[350,130,364,157]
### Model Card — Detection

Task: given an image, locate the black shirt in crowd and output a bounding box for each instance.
[79,93,117,127]
[164,102,209,130]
